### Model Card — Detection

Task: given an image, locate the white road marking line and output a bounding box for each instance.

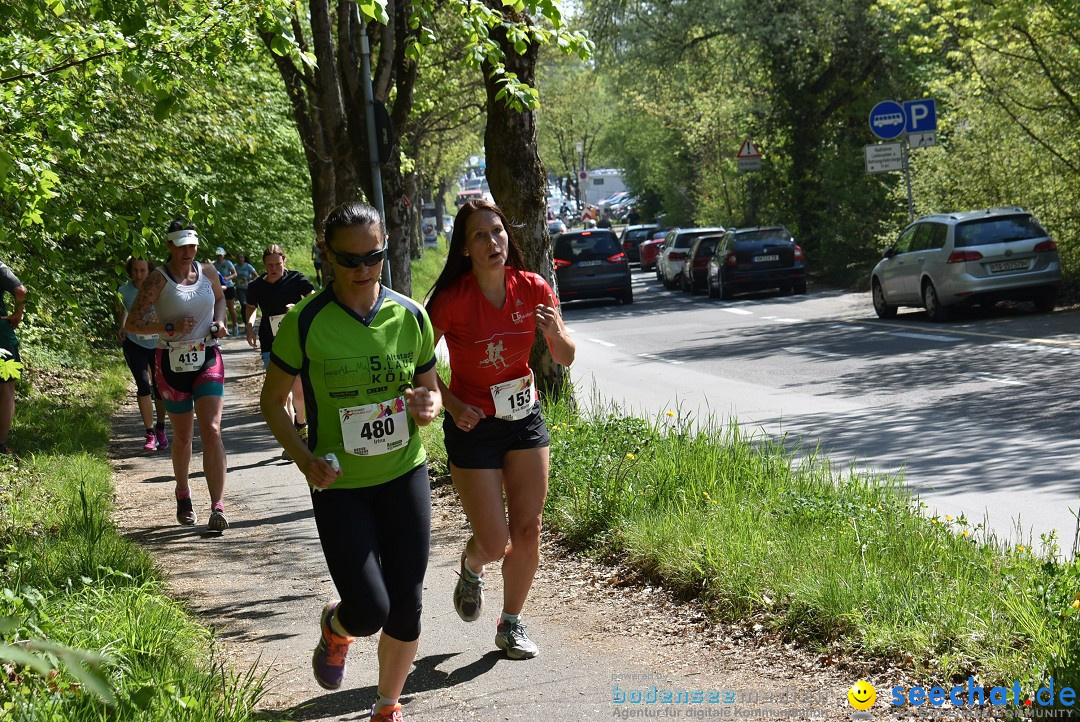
[886,331,962,342]
[721,308,753,315]
[637,353,685,365]
[782,346,846,358]
[961,372,1026,386]
[998,342,1080,356]
[564,327,576,333]
[588,339,616,347]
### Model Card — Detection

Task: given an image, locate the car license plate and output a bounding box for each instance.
[754,254,779,263]
[988,259,1028,273]
[577,260,602,267]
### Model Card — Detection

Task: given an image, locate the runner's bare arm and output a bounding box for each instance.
[432,326,485,429]
[261,363,337,488]
[406,367,443,427]
[203,263,227,335]
[536,292,575,365]
[125,272,166,335]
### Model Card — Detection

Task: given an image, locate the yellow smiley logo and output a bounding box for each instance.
[847,680,876,711]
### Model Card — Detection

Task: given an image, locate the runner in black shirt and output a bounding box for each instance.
[244,244,315,457]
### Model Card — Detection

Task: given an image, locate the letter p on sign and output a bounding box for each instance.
[903,99,937,133]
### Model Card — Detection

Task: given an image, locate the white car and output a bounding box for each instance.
[657,227,724,289]
[871,207,1061,321]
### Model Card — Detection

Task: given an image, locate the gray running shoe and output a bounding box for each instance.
[176,497,197,526]
[453,552,484,622]
[208,508,229,532]
[495,620,539,659]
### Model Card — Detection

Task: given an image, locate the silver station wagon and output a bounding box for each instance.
[870,207,1061,321]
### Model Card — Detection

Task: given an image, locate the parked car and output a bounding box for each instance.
[679,234,724,293]
[548,219,567,235]
[657,227,725,289]
[618,224,659,263]
[705,226,806,299]
[870,207,1060,321]
[553,229,633,304]
[639,228,670,271]
[421,204,439,247]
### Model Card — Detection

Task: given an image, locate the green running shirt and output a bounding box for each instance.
[270,285,436,489]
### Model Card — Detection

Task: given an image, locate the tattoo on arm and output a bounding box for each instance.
[126,272,165,333]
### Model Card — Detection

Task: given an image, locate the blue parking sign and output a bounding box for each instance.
[903,99,937,133]
[869,100,905,140]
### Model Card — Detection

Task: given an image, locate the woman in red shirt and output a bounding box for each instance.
[427,200,575,659]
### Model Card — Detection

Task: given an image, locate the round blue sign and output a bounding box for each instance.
[869,100,905,140]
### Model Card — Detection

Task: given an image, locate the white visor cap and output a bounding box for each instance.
[167,229,199,246]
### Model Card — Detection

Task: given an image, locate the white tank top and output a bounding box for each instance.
[153,262,216,347]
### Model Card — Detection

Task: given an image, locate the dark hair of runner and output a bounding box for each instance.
[261,244,286,261]
[426,199,525,310]
[321,202,386,254]
[124,256,156,277]
[167,217,195,234]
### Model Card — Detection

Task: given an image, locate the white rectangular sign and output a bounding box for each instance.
[865,143,903,174]
[909,131,936,149]
[738,158,762,172]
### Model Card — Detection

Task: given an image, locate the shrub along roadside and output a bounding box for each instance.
[543,397,1080,701]
[0,355,265,720]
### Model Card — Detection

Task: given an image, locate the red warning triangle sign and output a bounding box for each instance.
[736,138,762,159]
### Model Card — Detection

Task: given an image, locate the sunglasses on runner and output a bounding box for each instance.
[329,246,386,269]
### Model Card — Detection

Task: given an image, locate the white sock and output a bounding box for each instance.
[500,611,522,626]
[375,693,398,711]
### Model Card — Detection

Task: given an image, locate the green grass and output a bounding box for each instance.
[410,244,449,303]
[0,351,266,720]
[542,397,1080,699]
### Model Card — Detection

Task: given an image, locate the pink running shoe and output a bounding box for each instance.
[142,432,157,452]
[155,427,169,451]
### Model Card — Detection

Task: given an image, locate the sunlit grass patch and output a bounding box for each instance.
[543,394,1080,694]
[0,349,266,720]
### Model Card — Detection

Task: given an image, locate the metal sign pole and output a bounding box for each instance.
[902,135,915,223]
[359,28,391,289]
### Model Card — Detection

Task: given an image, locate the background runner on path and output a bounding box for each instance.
[244,244,314,459]
[0,258,27,456]
[116,256,169,452]
[125,220,230,533]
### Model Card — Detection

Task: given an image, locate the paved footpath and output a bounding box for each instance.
[109,335,862,721]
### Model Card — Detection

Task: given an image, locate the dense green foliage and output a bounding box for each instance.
[544,400,1080,697]
[570,0,1080,291]
[1,1,312,346]
[0,357,265,720]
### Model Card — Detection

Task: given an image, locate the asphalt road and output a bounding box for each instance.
[562,267,1080,555]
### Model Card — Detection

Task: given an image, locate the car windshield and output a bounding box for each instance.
[695,238,720,257]
[735,229,793,243]
[955,215,1048,247]
[625,228,654,242]
[554,232,620,261]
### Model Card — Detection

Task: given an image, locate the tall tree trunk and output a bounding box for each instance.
[404,170,422,260]
[481,2,567,400]
[262,1,418,295]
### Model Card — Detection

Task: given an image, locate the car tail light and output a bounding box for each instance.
[794,244,804,262]
[1034,240,1057,252]
[724,252,737,267]
[947,250,983,263]
[606,252,627,263]
[669,251,687,261]
[554,258,572,269]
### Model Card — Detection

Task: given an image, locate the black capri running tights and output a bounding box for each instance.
[122,338,158,398]
[310,463,431,642]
